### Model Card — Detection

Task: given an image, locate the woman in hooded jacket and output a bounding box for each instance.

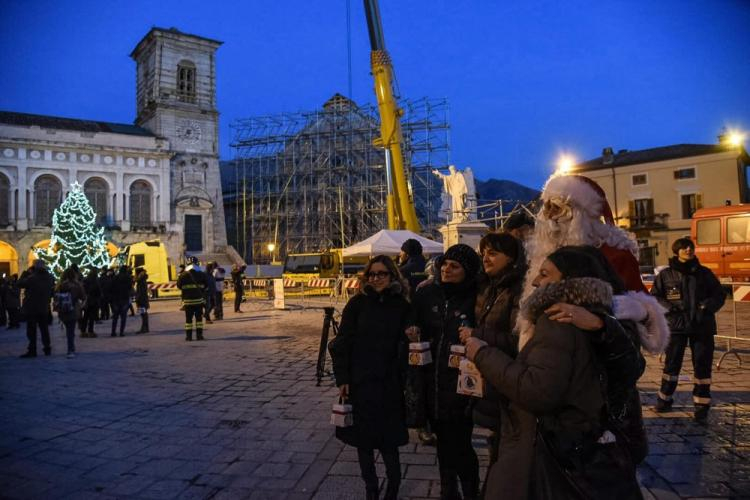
[408,243,482,500]
[328,255,411,500]
[465,245,642,500]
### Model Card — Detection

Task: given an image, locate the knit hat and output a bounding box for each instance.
[546,246,609,281]
[541,174,615,225]
[401,238,423,257]
[443,244,481,278]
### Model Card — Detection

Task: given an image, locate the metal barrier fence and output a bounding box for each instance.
[716,282,750,370]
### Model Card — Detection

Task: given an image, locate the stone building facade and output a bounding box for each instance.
[0,28,229,274]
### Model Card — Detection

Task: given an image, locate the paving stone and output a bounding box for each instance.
[1,299,749,499]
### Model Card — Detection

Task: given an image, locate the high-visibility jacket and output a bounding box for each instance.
[177,269,208,306]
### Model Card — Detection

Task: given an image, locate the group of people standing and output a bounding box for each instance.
[328,173,724,500]
[176,258,233,341]
[16,260,151,359]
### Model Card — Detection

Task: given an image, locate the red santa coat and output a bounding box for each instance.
[600,244,647,293]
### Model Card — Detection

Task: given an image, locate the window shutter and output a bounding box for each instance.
[696,193,703,209]
[628,200,635,216]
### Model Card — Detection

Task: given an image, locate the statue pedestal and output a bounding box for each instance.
[439,221,489,251]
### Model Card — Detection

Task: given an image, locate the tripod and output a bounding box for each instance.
[316,306,340,386]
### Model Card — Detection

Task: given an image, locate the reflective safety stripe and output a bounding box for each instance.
[657,391,673,401]
[182,299,205,305]
[693,396,711,404]
[693,378,712,385]
[181,284,204,289]
[662,374,679,382]
[196,322,204,328]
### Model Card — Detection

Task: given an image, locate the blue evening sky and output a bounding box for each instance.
[1,0,748,190]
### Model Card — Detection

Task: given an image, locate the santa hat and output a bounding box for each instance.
[541,174,615,225]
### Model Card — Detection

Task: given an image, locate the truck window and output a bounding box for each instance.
[284,255,322,273]
[727,217,750,243]
[696,219,720,245]
[321,255,333,270]
[133,254,146,268]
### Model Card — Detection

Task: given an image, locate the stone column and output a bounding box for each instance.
[17,167,28,230]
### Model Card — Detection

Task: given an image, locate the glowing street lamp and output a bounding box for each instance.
[728,130,746,147]
[556,154,576,175]
[267,242,277,264]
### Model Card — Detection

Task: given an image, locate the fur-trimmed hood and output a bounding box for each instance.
[521,277,613,324]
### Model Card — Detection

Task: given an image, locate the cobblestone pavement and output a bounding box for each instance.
[0,297,748,499]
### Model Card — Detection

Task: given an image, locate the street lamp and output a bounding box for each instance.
[728,130,746,148]
[556,154,576,175]
[267,243,276,264]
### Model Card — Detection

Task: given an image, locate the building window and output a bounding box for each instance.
[727,217,750,244]
[34,175,62,226]
[177,61,196,103]
[681,193,702,219]
[696,218,720,245]
[630,198,654,227]
[84,177,108,225]
[674,167,696,180]
[631,174,647,186]
[129,180,152,227]
[0,173,9,226]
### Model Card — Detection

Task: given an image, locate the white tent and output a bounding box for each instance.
[342,230,443,257]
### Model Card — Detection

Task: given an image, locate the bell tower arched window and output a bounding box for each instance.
[177,60,196,103]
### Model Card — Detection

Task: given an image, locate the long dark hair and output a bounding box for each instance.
[358,255,408,296]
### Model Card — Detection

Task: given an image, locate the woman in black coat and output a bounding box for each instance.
[409,243,481,500]
[328,255,411,500]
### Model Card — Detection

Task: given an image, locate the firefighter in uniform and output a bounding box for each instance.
[177,257,208,341]
[652,237,726,423]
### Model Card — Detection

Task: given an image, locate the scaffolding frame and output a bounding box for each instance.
[225,95,450,263]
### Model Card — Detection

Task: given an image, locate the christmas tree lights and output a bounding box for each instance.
[35,181,113,278]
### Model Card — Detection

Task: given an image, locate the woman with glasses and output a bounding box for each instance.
[328,255,411,500]
[408,243,482,500]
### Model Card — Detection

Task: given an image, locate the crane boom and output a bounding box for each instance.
[363,0,420,232]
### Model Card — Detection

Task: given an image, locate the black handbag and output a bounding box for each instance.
[532,429,643,500]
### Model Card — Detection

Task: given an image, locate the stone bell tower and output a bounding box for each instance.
[131,27,227,257]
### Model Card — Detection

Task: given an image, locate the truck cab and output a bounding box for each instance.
[282,250,368,282]
[119,240,179,296]
[691,204,750,282]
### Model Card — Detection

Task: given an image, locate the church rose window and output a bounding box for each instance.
[130,180,152,227]
[0,173,9,226]
[177,61,196,103]
[34,175,62,226]
[84,177,108,224]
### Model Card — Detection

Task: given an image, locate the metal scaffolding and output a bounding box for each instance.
[224,94,450,263]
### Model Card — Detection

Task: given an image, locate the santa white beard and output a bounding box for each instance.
[517,206,638,350]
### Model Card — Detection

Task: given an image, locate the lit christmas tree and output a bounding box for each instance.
[35,181,112,279]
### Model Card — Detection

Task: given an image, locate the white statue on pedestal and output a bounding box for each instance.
[432,165,477,222]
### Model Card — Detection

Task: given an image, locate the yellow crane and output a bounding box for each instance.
[364,0,421,232]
